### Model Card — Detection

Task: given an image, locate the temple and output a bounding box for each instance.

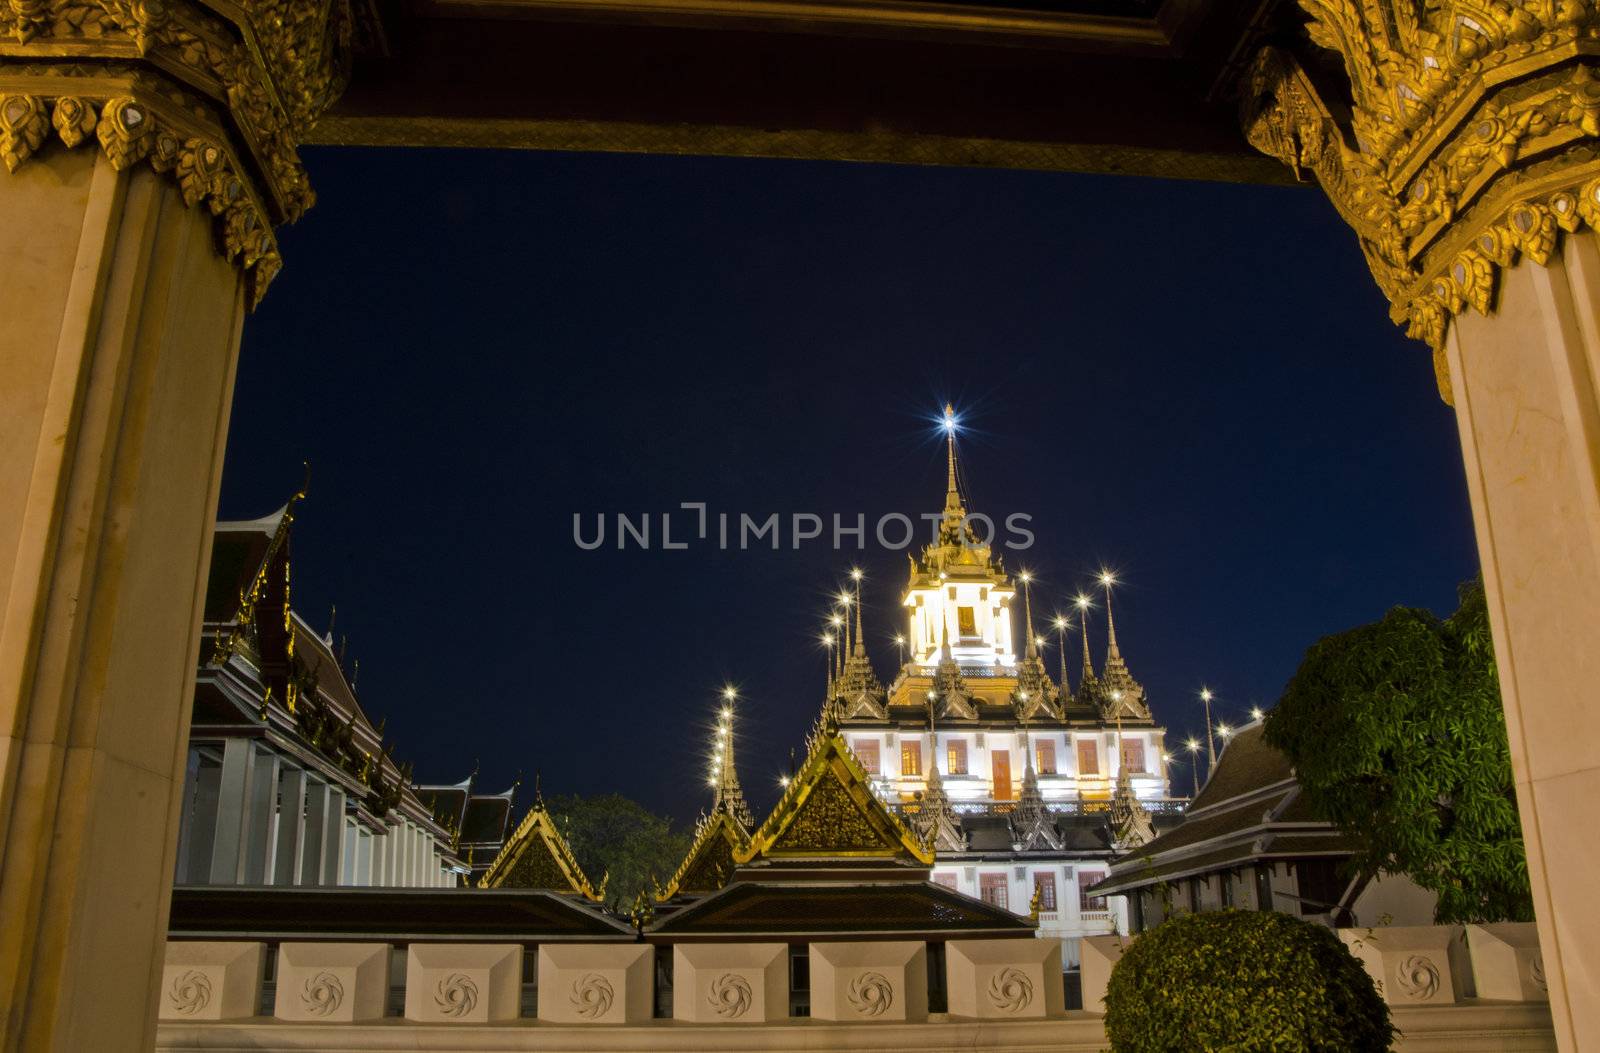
[176,500,468,889]
[829,408,1181,966]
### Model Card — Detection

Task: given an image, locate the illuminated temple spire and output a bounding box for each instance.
[1076,593,1097,687]
[711,687,755,830]
[838,569,886,718]
[1097,572,1151,722]
[944,402,961,511]
[1013,571,1054,720]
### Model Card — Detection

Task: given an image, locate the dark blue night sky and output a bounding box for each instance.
[217,146,1478,825]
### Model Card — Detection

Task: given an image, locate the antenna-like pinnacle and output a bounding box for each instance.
[1020,572,1037,659]
[1075,594,1095,683]
[1100,569,1121,659]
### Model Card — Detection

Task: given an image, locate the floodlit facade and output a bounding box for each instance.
[830,412,1183,967]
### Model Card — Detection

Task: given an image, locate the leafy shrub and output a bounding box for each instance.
[1104,910,1392,1052]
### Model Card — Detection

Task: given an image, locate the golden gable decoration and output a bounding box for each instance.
[654,809,750,901]
[1240,2,1600,401]
[737,731,933,866]
[479,798,603,900]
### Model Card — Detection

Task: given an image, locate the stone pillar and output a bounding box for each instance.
[1239,11,1600,1050]
[273,765,307,885]
[0,2,347,1046]
[1444,236,1600,1041]
[302,778,328,886]
[243,748,280,883]
[207,737,254,883]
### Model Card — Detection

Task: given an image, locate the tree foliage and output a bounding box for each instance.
[545,793,691,912]
[1104,910,1392,1052]
[1265,580,1532,924]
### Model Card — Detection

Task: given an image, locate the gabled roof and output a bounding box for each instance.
[655,810,750,902]
[1088,722,1356,898]
[646,880,1035,939]
[736,730,933,867]
[479,800,602,900]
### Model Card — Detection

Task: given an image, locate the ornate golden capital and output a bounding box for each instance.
[0,0,355,301]
[1241,3,1600,400]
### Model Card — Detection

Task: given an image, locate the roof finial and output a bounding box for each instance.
[1075,594,1095,683]
[851,568,866,658]
[1100,569,1121,660]
[1052,614,1072,698]
[1020,571,1037,659]
[711,686,755,829]
[940,402,965,520]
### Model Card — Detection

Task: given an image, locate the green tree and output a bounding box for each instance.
[1265,579,1532,923]
[545,793,691,912]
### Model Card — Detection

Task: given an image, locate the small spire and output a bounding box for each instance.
[1079,607,1095,683]
[1021,575,1037,660]
[712,689,755,830]
[853,581,866,659]
[944,403,959,498]
[1102,573,1121,661]
[1058,618,1071,699]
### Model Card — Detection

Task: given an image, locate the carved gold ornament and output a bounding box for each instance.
[0,0,354,302]
[1240,2,1600,401]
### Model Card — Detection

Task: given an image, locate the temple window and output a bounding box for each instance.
[1033,872,1057,911]
[1036,740,1056,774]
[957,606,976,636]
[1120,739,1145,773]
[1078,869,1107,911]
[979,872,1009,910]
[901,740,922,777]
[853,739,880,774]
[947,739,968,775]
[1077,739,1099,776]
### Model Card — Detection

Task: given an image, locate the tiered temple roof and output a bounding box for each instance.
[196,497,461,877]
[735,719,934,873]
[478,794,604,900]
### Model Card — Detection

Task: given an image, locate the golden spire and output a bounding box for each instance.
[941,403,964,519]
[851,569,866,658]
[1052,614,1073,699]
[1100,569,1121,661]
[1020,571,1037,660]
[712,687,755,830]
[1076,595,1096,684]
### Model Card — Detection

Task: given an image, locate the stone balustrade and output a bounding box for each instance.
[1076,923,1551,1020]
[156,928,1558,1052]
